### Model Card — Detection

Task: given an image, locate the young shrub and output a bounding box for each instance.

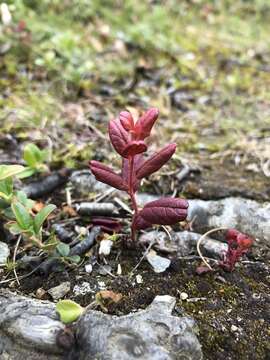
[90,108,188,241]
[219,228,253,272]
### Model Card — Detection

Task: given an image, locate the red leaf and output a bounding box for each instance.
[89,161,127,191]
[108,119,129,156]
[134,108,159,140]
[132,214,152,230]
[136,143,176,179]
[136,197,188,227]
[122,140,147,158]
[119,111,134,131]
[91,217,122,234]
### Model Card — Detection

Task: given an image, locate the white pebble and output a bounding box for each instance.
[85,264,93,273]
[180,292,188,301]
[136,275,143,284]
[99,240,113,256]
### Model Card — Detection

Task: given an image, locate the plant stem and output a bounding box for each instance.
[128,156,138,241]
[128,156,138,214]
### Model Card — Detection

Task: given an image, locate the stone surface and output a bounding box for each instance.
[140,230,227,258]
[146,250,171,273]
[0,242,10,265]
[0,290,202,360]
[137,194,270,245]
[48,282,71,301]
[76,295,202,360]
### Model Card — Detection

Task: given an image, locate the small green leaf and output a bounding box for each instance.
[0,165,25,181]
[56,242,70,257]
[33,204,56,234]
[56,300,84,324]
[15,191,35,210]
[17,167,36,179]
[0,178,13,197]
[23,143,43,168]
[11,202,33,230]
[68,255,81,264]
[8,223,23,235]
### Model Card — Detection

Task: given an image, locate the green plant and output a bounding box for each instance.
[54,242,81,265]
[56,299,84,324]
[0,165,28,218]
[18,143,50,179]
[8,202,56,248]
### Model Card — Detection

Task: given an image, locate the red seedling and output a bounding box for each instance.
[89,108,188,241]
[219,228,253,272]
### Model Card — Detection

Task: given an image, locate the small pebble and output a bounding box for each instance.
[85,264,93,273]
[231,325,239,332]
[136,275,143,284]
[48,282,71,300]
[36,288,47,299]
[180,292,188,301]
[146,250,171,273]
[99,240,113,256]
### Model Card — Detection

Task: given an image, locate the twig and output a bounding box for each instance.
[129,239,156,278]
[96,188,116,203]
[197,227,227,270]
[114,197,133,214]
[13,235,21,286]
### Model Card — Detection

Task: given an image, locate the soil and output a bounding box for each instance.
[4,242,270,360]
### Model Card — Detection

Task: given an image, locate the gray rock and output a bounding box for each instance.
[76,295,202,360]
[0,290,202,360]
[0,242,10,265]
[137,194,270,245]
[48,282,71,301]
[70,170,110,195]
[146,250,171,273]
[140,230,227,258]
[187,197,270,244]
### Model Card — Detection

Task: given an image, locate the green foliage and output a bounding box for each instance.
[55,242,81,264]
[56,299,84,324]
[0,165,25,181]
[8,202,56,247]
[18,143,49,179]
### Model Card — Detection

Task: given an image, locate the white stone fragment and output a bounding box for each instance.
[85,264,93,273]
[99,240,113,256]
[146,250,171,273]
[136,275,143,284]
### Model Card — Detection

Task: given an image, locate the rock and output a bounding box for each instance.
[0,242,10,265]
[85,264,93,273]
[48,282,71,301]
[140,230,227,258]
[76,295,202,359]
[187,197,270,245]
[70,170,110,196]
[99,239,113,256]
[0,290,65,356]
[180,292,189,301]
[137,194,270,245]
[0,290,202,360]
[146,250,171,273]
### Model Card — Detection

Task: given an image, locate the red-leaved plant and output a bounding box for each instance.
[89,108,188,241]
[219,229,253,272]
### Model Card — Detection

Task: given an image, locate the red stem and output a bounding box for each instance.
[128,155,138,241]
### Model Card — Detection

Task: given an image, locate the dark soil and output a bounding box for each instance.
[6,244,270,360]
